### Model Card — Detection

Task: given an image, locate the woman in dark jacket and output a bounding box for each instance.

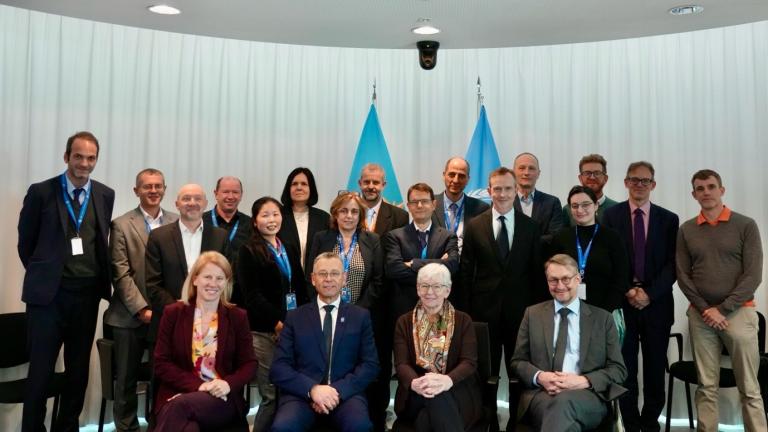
[277,167,330,270]
[237,196,309,431]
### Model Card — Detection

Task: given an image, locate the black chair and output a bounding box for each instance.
[0,312,64,432]
[391,321,499,432]
[665,311,766,432]
[95,338,153,432]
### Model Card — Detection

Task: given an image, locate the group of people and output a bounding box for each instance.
[15,130,764,432]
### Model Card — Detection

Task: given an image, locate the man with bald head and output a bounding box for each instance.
[145,183,228,343]
[512,152,564,242]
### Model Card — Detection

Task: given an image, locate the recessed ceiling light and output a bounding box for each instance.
[148,4,181,15]
[669,5,703,16]
[412,18,440,35]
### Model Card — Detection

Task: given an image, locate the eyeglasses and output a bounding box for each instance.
[580,171,605,179]
[416,284,448,293]
[546,274,578,287]
[407,199,432,207]
[315,271,342,279]
[625,177,654,186]
[569,202,594,211]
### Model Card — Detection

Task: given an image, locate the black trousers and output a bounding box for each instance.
[400,391,464,432]
[106,324,149,432]
[23,280,100,432]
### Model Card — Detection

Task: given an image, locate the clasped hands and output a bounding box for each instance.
[310,384,340,414]
[198,379,231,400]
[536,371,589,396]
[410,372,453,398]
[702,307,729,331]
[626,287,650,310]
[404,253,450,268]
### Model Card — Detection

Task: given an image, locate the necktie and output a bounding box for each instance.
[322,304,335,383]
[417,230,428,253]
[497,216,509,259]
[72,188,84,211]
[448,202,458,228]
[633,208,646,282]
[553,308,571,371]
[366,209,376,231]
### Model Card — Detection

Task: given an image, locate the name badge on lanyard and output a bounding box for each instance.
[285,293,297,311]
[443,200,465,234]
[268,238,292,285]
[575,224,599,301]
[211,210,240,242]
[60,174,90,256]
[337,232,358,303]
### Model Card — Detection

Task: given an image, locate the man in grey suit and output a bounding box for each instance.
[511,254,626,431]
[103,168,178,431]
[512,152,565,242]
[431,157,490,252]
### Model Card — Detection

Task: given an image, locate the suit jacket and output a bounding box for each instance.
[306,229,384,310]
[602,201,679,322]
[145,222,228,340]
[431,192,490,232]
[562,195,619,227]
[510,300,627,418]
[383,223,459,317]
[104,207,179,328]
[270,302,379,401]
[372,201,409,236]
[202,209,252,306]
[513,189,564,243]
[152,302,256,419]
[393,309,483,428]
[459,209,547,326]
[17,176,115,305]
[278,206,331,268]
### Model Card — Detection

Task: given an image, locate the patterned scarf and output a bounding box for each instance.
[412,300,456,374]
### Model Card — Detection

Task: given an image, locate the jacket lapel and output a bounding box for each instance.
[433,195,447,227]
[579,301,594,366]
[129,207,150,245]
[482,213,504,265]
[171,223,188,275]
[542,302,556,365]
[56,180,70,233]
[331,303,349,361]
[374,204,391,235]
[426,227,444,258]
[180,305,195,368]
[215,305,230,372]
[311,304,329,361]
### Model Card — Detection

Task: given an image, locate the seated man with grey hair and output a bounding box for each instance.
[392,263,484,431]
[511,254,626,431]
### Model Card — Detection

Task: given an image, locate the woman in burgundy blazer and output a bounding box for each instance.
[152,252,257,431]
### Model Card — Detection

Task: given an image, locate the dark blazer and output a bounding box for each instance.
[270,302,379,400]
[383,224,460,317]
[511,300,627,418]
[513,189,564,243]
[237,241,309,333]
[372,201,409,236]
[562,195,619,227]
[460,209,547,327]
[602,201,679,322]
[306,229,384,310]
[431,192,490,230]
[548,224,630,312]
[393,309,483,429]
[202,209,252,261]
[17,176,115,305]
[145,222,228,340]
[152,302,257,421]
[278,206,331,267]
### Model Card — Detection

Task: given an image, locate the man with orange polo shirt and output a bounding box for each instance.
[676,169,765,432]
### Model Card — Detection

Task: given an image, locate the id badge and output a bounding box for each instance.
[285,293,297,311]
[341,287,351,304]
[577,283,587,300]
[71,237,84,255]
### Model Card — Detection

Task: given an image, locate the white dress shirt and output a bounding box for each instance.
[179,220,204,271]
[491,207,515,250]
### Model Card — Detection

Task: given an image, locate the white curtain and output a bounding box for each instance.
[1,4,766,429]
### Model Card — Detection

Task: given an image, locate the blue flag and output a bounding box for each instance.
[464,105,501,202]
[346,104,403,204]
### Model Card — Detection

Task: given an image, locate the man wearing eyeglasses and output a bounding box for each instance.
[511,254,627,431]
[562,154,619,226]
[602,161,679,432]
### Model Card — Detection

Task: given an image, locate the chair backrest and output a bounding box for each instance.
[473,321,492,380]
[96,338,116,400]
[0,312,29,369]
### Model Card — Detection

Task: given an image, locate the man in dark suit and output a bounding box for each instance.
[460,167,545,430]
[358,162,409,235]
[17,131,115,432]
[383,182,460,319]
[202,176,251,305]
[562,154,619,226]
[270,252,380,432]
[145,183,228,343]
[102,168,178,432]
[431,156,490,252]
[511,254,627,431]
[512,152,565,243]
[602,161,678,432]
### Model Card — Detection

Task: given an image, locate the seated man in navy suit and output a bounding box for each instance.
[270,252,380,431]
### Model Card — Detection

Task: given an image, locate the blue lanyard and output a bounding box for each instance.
[144,214,162,233]
[211,208,240,242]
[575,224,599,278]
[59,173,90,235]
[443,199,465,233]
[337,231,359,274]
[267,238,292,285]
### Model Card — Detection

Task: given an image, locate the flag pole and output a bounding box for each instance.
[372,79,377,108]
[476,76,483,118]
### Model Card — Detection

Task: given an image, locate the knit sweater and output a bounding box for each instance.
[676,210,763,315]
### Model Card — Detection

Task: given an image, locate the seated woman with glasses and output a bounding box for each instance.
[548,186,629,332]
[393,263,483,431]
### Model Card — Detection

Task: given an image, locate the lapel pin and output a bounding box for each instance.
[340,317,345,323]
